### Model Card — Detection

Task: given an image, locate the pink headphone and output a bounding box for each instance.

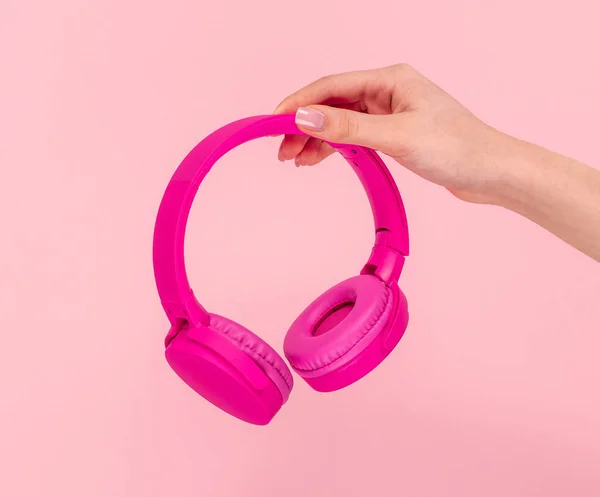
[153,114,410,425]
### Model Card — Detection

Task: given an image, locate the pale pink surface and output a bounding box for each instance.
[1,1,599,497]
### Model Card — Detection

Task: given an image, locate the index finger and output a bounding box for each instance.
[273,69,381,114]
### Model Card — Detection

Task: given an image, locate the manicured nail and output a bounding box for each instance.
[295,107,325,131]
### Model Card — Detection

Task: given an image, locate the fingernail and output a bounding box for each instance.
[295,107,325,131]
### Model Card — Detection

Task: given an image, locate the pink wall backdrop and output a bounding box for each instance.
[1,1,599,496]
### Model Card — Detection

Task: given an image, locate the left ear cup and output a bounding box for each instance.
[283,274,408,392]
[164,315,293,425]
[209,314,293,402]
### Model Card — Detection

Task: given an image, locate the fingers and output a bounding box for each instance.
[294,105,398,151]
[273,64,417,164]
[295,139,335,166]
[277,134,309,161]
[273,69,381,115]
[278,133,334,166]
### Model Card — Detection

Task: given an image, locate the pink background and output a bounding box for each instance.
[2,1,599,496]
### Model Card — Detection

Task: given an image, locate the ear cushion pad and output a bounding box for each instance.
[283,275,395,378]
[209,314,293,403]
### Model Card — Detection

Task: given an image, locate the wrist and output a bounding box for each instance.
[467,128,540,209]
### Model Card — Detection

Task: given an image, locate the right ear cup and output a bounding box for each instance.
[165,315,292,425]
[283,275,408,392]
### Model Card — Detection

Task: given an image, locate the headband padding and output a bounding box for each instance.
[209,314,293,402]
[283,275,394,377]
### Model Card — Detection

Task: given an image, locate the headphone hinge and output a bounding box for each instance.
[362,230,405,285]
[162,293,210,328]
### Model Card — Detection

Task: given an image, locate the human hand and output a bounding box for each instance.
[274,63,514,204]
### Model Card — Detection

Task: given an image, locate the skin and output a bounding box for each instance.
[273,63,600,263]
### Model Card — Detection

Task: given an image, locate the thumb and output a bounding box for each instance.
[294,105,395,151]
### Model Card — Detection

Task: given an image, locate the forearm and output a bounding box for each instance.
[488,134,600,262]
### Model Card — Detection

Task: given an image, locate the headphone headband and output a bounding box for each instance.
[153,114,409,331]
